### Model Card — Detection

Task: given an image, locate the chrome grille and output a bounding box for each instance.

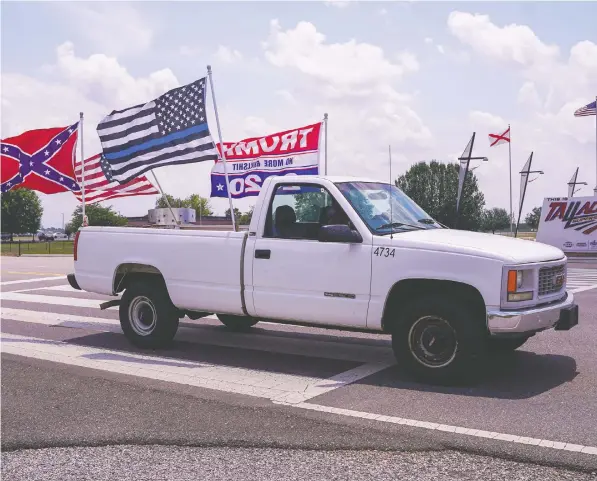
[538,264,566,297]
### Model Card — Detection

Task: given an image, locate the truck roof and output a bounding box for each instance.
[274,175,389,184]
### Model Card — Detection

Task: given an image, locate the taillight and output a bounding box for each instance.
[74,231,81,261]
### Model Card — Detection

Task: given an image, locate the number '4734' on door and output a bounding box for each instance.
[374,247,395,257]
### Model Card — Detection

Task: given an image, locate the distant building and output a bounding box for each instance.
[125,208,239,229]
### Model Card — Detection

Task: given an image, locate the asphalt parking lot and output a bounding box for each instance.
[2,256,597,480]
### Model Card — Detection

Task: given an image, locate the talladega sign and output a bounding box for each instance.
[536,196,597,252]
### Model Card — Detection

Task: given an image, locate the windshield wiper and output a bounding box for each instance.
[376,222,424,232]
[417,218,436,225]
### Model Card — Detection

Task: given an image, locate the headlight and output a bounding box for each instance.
[507,269,533,302]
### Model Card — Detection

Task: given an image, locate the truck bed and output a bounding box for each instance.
[75,226,247,315]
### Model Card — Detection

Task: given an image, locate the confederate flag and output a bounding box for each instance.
[1,122,81,194]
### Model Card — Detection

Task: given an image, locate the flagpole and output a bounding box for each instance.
[508,123,513,235]
[594,95,597,196]
[151,172,180,228]
[79,112,87,227]
[324,112,328,175]
[207,65,236,231]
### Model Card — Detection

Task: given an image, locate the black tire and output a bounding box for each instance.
[217,314,259,332]
[391,295,488,385]
[487,336,530,353]
[119,280,179,349]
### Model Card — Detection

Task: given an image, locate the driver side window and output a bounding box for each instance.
[263,184,351,240]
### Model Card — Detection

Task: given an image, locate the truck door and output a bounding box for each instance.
[250,182,372,328]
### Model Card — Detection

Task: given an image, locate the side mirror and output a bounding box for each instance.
[318,224,363,243]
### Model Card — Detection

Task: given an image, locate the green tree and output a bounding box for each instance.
[482,207,510,234]
[1,189,43,239]
[239,206,254,225]
[69,204,127,231]
[156,194,185,208]
[525,206,542,230]
[396,160,486,231]
[185,194,213,217]
[156,194,213,217]
[225,207,242,221]
[64,222,74,238]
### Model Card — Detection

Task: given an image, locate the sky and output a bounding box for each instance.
[1,0,596,228]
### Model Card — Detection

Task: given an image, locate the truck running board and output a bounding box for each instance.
[100,299,121,310]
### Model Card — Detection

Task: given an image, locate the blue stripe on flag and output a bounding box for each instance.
[104,123,209,161]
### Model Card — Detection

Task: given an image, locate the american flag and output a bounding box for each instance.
[574,100,596,117]
[97,77,219,185]
[74,154,159,204]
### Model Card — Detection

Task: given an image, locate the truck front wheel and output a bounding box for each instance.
[217,314,259,332]
[391,296,487,385]
[119,281,179,349]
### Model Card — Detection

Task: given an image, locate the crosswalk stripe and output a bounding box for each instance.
[1,292,114,309]
[0,331,392,404]
[0,308,394,364]
[0,276,65,286]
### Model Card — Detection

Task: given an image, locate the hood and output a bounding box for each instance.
[385,228,565,264]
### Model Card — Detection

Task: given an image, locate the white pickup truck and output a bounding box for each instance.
[68,175,578,384]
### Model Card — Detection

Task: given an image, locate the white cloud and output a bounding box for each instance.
[447,11,559,67]
[264,20,418,95]
[448,10,597,201]
[324,0,352,8]
[262,20,432,180]
[213,45,243,63]
[437,45,445,55]
[51,2,154,56]
[424,37,433,44]
[179,45,202,57]
[1,43,181,226]
[378,8,388,16]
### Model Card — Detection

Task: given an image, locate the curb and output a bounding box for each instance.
[19,254,73,258]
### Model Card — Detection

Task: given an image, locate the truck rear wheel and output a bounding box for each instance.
[119,281,179,349]
[391,295,487,385]
[217,314,258,332]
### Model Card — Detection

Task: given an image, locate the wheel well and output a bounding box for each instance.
[113,263,166,294]
[381,279,487,332]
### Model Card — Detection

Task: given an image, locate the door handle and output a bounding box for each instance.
[255,249,271,259]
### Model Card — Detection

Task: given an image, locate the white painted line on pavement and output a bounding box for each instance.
[0,308,394,364]
[1,292,113,309]
[1,276,65,286]
[569,285,597,294]
[1,308,120,333]
[0,332,388,404]
[12,284,79,293]
[274,401,597,456]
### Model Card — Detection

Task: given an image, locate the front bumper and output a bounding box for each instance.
[487,292,578,335]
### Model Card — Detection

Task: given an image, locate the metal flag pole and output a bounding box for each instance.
[151,171,180,228]
[508,123,513,234]
[207,65,236,231]
[79,112,87,227]
[594,95,597,196]
[515,152,543,238]
[324,113,328,175]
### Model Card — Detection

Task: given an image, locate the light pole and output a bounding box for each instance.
[62,213,64,230]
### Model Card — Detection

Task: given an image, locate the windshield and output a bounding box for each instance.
[335,181,441,234]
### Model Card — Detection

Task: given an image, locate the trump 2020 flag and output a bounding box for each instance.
[210,122,322,198]
[97,77,218,185]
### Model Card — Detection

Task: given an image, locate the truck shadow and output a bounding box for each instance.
[364,351,579,400]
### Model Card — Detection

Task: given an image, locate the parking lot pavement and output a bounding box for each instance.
[2,257,597,475]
